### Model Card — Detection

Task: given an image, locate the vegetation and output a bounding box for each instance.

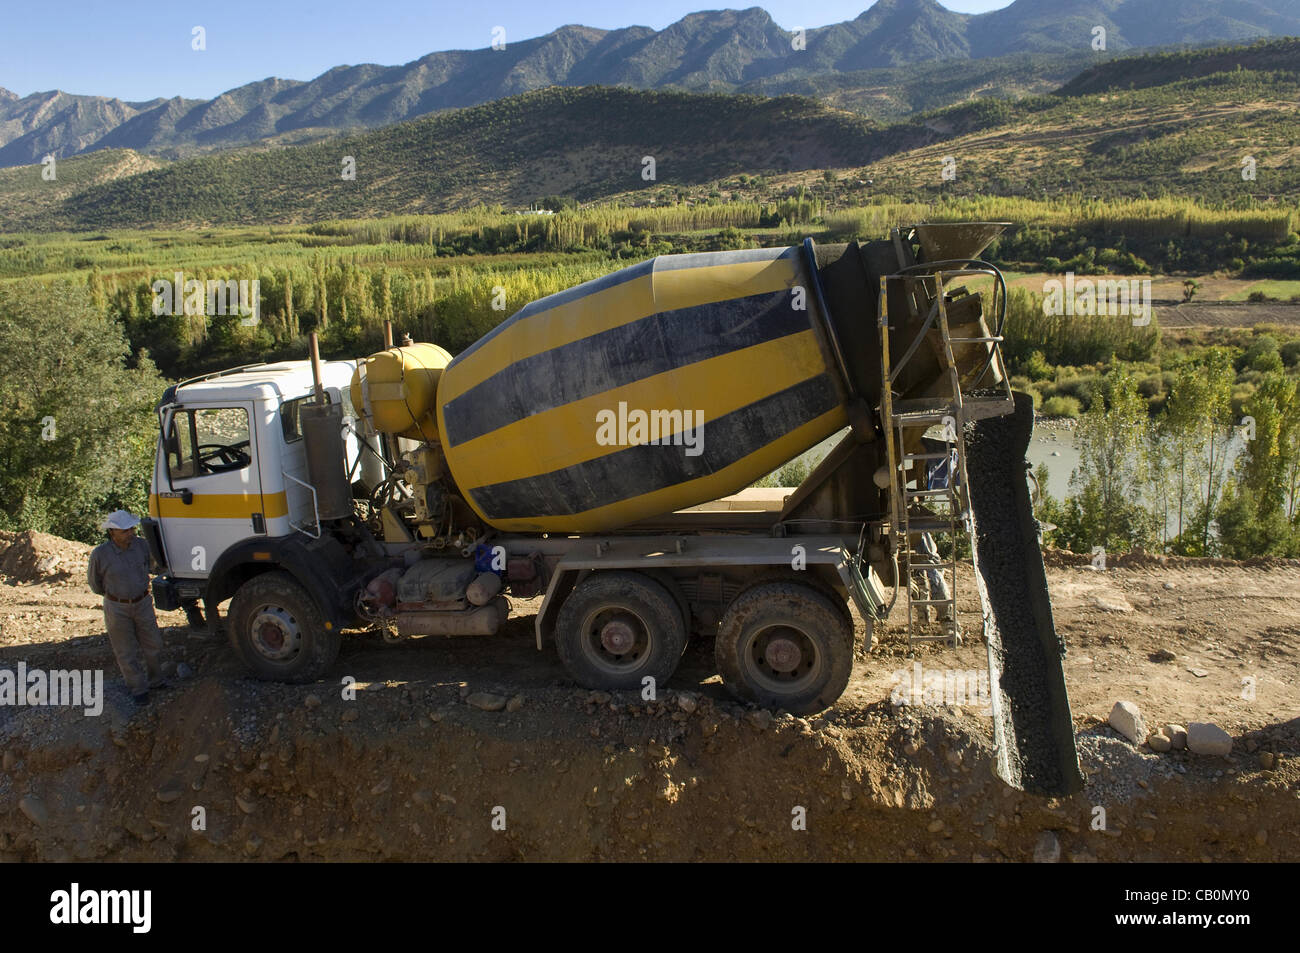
[0,281,162,541]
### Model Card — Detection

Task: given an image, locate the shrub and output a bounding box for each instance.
[1041,395,1082,417]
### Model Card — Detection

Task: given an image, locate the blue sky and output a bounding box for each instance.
[1,0,1013,101]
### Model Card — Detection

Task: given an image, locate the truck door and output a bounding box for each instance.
[155,402,265,578]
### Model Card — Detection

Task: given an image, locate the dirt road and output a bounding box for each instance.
[0,530,1296,861]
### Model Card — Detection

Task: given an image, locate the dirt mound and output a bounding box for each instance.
[1,671,1295,862]
[0,531,91,584]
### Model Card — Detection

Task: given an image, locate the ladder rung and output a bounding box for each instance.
[949,335,1003,344]
[910,598,955,606]
[905,488,956,498]
[902,452,951,461]
[906,559,956,569]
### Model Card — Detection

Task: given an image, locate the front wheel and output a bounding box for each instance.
[715,582,853,715]
[554,572,687,691]
[226,571,341,682]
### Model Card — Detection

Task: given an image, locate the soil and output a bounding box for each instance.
[0,536,1296,862]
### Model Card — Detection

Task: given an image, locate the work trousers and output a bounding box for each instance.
[104,598,164,696]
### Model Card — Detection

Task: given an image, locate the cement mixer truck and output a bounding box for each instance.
[142,223,1083,796]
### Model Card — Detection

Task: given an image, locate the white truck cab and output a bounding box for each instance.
[142,360,382,666]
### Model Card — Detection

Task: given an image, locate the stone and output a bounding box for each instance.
[175,662,193,679]
[1033,831,1061,863]
[927,819,944,833]
[1108,700,1146,744]
[244,834,262,857]
[1164,724,1188,750]
[1187,722,1232,758]
[304,694,321,709]
[744,709,773,731]
[1147,731,1172,753]
[1,749,16,772]
[466,692,507,712]
[506,695,525,713]
[1258,752,1275,770]
[676,692,698,715]
[18,796,47,826]
[1187,668,1209,678]
[341,708,359,723]
[1090,594,1132,613]
[1152,648,1176,663]
[235,794,256,815]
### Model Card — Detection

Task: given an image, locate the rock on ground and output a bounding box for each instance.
[1109,700,1147,744]
[1187,723,1233,758]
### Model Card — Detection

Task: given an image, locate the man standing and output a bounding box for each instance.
[87,510,165,704]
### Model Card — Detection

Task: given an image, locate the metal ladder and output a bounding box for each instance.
[878,266,1014,647]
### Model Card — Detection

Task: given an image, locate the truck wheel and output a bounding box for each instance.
[226,571,341,683]
[555,572,687,692]
[715,582,853,715]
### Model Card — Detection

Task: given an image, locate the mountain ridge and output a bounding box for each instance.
[1,0,1298,169]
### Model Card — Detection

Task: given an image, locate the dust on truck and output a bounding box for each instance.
[143,223,1084,796]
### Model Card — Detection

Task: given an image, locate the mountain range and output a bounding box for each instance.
[2,0,1299,168]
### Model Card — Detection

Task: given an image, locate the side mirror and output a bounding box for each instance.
[181,489,193,505]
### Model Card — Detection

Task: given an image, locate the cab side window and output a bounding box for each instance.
[167,408,252,479]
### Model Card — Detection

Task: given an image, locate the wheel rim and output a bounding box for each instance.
[740,623,823,696]
[579,606,651,676]
[249,604,303,662]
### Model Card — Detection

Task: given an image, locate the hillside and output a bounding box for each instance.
[44,88,896,229]
[2,38,1299,231]
[856,68,1300,200]
[2,0,1299,168]
[1057,35,1300,94]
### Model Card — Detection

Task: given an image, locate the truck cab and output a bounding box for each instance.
[143,361,380,656]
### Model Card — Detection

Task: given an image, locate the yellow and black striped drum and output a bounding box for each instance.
[435,247,850,533]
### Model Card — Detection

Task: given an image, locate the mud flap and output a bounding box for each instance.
[966,392,1084,796]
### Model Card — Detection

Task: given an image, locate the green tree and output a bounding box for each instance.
[1160,364,1214,549]
[0,281,164,542]
[1192,348,1236,554]
[1217,373,1300,557]
[1070,366,1155,551]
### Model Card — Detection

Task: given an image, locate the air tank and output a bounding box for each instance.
[434,246,853,533]
[349,342,452,441]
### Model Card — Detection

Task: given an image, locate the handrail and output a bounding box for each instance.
[281,470,321,539]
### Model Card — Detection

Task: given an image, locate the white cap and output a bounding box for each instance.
[101,510,141,531]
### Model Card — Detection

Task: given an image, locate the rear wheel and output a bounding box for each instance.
[715,582,853,715]
[555,572,687,691]
[226,571,341,682]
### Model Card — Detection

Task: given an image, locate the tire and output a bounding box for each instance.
[715,582,853,715]
[226,571,341,682]
[554,572,688,691]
